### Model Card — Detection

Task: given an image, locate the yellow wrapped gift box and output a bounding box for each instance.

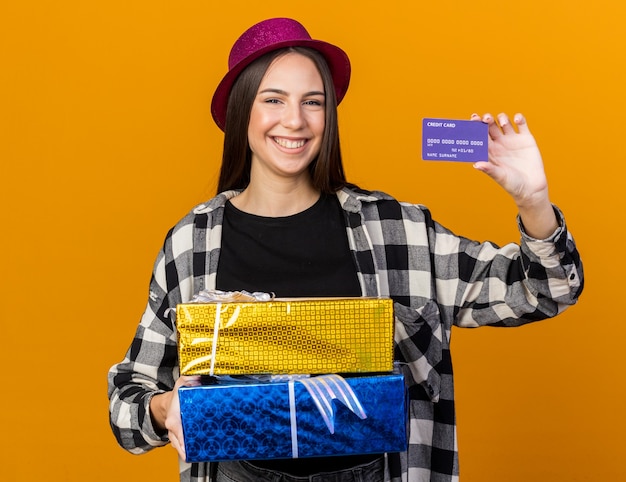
[176,297,394,375]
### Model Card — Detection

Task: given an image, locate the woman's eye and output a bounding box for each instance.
[264,98,281,104]
[304,100,323,106]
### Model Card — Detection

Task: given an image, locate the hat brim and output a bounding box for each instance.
[211,39,351,131]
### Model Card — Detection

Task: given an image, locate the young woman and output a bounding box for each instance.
[108,18,583,482]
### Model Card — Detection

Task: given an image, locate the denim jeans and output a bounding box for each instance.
[216,457,385,482]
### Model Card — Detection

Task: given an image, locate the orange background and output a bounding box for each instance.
[1,1,624,480]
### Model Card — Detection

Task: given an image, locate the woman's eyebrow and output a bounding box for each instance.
[258,88,325,97]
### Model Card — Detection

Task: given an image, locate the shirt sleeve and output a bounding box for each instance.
[443,205,583,328]
[107,224,190,453]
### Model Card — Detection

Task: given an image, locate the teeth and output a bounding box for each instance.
[274,137,306,149]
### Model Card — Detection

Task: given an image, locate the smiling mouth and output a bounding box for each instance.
[273,137,307,149]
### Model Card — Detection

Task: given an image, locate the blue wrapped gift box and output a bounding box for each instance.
[179,372,407,463]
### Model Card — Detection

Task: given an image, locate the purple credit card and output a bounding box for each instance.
[422,118,489,162]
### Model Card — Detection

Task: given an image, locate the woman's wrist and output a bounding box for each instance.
[517,197,559,240]
[149,391,172,431]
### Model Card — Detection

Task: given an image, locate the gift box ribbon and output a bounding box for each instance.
[209,373,368,458]
[189,292,272,375]
[284,374,368,458]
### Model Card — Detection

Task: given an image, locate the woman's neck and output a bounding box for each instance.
[231,179,321,217]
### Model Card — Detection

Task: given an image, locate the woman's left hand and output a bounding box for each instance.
[472,112,559,239]
[472,112,549,209]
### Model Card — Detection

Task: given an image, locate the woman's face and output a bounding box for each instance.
[247,52,325,184]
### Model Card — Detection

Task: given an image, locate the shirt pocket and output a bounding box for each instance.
[393,300,443,402]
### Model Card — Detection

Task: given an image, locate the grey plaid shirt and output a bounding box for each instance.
[108,187,583,481]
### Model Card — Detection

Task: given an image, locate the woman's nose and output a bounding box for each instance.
[281,103,305,129]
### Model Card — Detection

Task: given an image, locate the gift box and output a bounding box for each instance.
[179,372,407,463]
[176,297,394,375]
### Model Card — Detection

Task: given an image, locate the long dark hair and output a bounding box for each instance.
[216,47,348,194]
